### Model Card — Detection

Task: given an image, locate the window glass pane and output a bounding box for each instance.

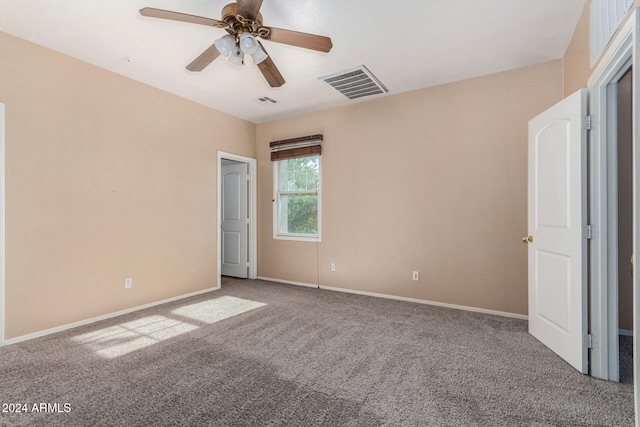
[278,194,318,235]
[279,157,319,192]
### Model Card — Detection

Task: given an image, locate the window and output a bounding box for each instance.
[274,155,321,241]
[270,134,323,241]
[590,0,634,65]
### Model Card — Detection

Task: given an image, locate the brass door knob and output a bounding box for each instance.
[522,235,533,244]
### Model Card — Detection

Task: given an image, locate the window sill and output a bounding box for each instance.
[273,234,321,243]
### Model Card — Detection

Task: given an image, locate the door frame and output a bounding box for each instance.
[588,9,637,383]
[589,10,640,424]
[216,151,257,288]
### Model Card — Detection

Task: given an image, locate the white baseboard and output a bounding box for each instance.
[620,328,634,336]
[6,278,529,346]
[4,287,218,345]
[257,276,319,289]
[258,277,527,320]
[320,285,528,320]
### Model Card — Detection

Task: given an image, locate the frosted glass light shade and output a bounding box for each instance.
[250,45,268,65]
[214,35,236,57]
[239,32,259,55]
[229,45,244,65]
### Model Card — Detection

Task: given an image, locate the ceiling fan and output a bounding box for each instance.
[139,0,333,87]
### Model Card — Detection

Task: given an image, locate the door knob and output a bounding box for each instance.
[522,235,533,244]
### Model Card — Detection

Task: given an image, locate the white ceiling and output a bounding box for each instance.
[0,0,586,124]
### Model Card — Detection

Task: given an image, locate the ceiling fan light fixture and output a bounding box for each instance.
[250,45,268,65]
[214,34,236,57]
[139,3,333,87]
[239,32,259,55]
[228,45,244,65]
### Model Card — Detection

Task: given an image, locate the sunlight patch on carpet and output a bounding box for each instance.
[72,315,198,358]
[71,297,265,358]
[171,296,266,324]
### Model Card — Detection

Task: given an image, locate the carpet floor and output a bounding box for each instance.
[0,280,634,426]
[620,335,634,384]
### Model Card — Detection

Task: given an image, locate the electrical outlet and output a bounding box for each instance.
[412,271,419,281]
[124,277,133,289]
[331,263,336,272]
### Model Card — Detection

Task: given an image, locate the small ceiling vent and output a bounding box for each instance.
[255,96,278,106]
[318,65,388,100]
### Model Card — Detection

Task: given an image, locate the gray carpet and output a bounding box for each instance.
[620,335,634,385]
[0,280,634,426]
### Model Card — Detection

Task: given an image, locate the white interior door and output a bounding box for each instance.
[221,161,248,278]
[527,89,588,373]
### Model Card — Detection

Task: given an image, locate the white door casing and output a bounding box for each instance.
[588,7,637,383]
[221,161,249,278]
[528,89,588,373]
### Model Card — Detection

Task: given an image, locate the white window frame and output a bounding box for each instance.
[273,156,322,242]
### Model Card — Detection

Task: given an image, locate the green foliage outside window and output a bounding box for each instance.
[277,156,320,236]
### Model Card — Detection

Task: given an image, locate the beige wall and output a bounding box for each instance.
[563,0,591,97]
[0,6,586,338]
[257,60,563,315]
[0,31,255,339]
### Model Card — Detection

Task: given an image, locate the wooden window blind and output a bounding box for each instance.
[270,134,323,161]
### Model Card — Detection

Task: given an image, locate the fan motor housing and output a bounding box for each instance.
[221,3,263,26]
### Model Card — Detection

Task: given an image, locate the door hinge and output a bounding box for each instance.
[584,334,594,349]
[584,115,594,130]
[583,224,594,239]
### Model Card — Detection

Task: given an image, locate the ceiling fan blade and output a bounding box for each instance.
[257,43,285,87]
[266,27,333,53]
[236,0,264,21]
[139,7,223,27]
[186,43,221,72]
